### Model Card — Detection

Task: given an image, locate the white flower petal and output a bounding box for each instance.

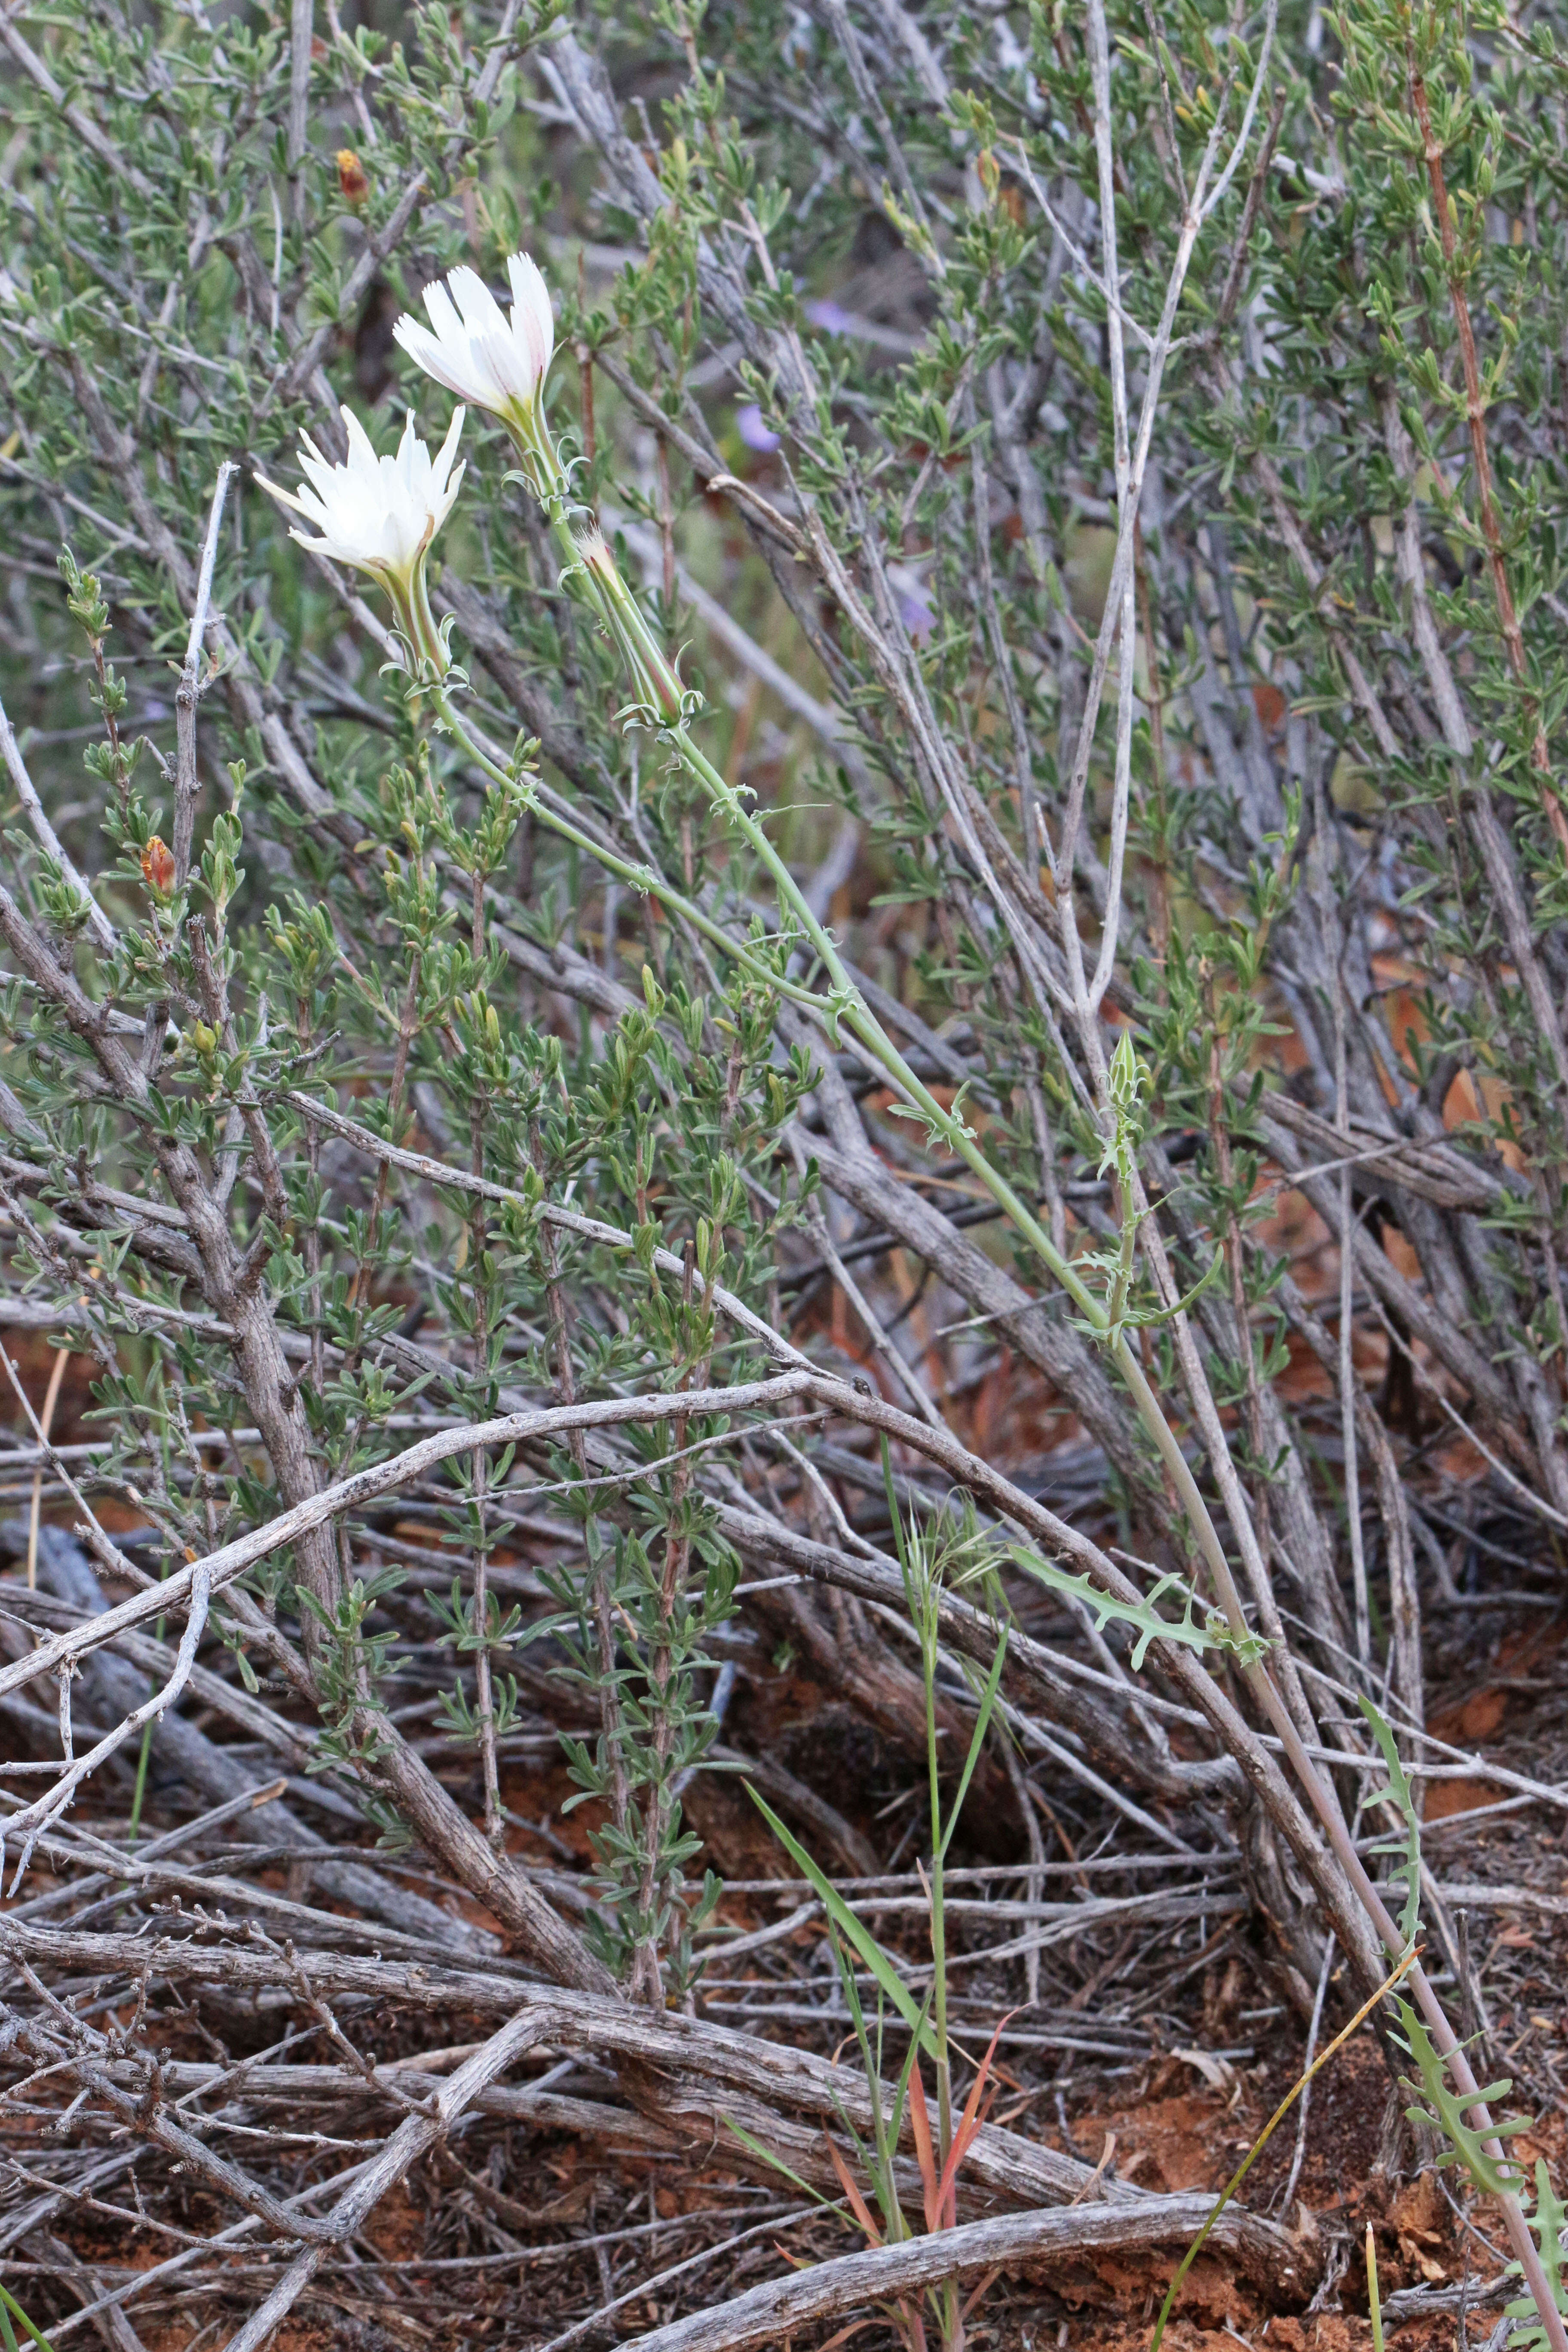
[507,253,554,381]
[423,277,465,343]
[393,315,475,405]
[429,406,467,525]
[253,469,306,520]
[395,252,556,420]
[256,405,466,584]
[447,266,508,337]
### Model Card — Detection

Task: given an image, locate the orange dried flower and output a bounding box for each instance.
[336,149,369,205]
[141,836,175,894]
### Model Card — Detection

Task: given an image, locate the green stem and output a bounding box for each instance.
[129,1718,155,1843]
[430,690,836,1023]
[663,713,1266,1648]
[128,1596,168,1848]
[923,1617,953,2168]
[666,712,1114,1305]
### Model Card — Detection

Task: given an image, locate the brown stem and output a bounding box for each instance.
[1210,89,1286,339]
[89,637,126,805]
[631,1240,710,2005]
[347,953,421,1316]
[531,1126,631,1859]
[1407,43,1568,856]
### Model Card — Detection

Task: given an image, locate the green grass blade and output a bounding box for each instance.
[0,2284,57,2352]
[745,1785,937,2055]
[720,2113,829,2203]
[937,1622,1011,1865]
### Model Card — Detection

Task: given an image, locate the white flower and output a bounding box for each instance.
[256,404,466,583]
[394,254,555,426]
[256,406,465,673]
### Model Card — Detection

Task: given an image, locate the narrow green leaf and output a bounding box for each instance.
[0,2285,57,2352]
[744,1785,937,2055]
[1357,1694,1423,1948]
[720,2113,828,2202]
[938,1623,1011,1865]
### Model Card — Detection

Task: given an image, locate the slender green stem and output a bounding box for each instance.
[129,1718,155,1842]
[430,689,837,1023]
[923,1617,953,2168]
[661,712,1279,1667]
[128,1595,168,1847]
[669,720,1111,1307]
[1367,2223,1384,2352]
[663,714,1272,1654]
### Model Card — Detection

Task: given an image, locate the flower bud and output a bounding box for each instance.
[336,149,370,205]
[141,836,176,894]
[575,527,685,720]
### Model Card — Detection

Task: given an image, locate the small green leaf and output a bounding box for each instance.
[1358,1695,1422,1947]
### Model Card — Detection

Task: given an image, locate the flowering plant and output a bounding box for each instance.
[5,9,1568,2350]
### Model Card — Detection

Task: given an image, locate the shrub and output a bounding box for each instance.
[4,0,1568,2342]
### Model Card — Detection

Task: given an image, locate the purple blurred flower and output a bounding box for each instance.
[735,403,781,453]
[891,569,935,640]
[805,297,855,336]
